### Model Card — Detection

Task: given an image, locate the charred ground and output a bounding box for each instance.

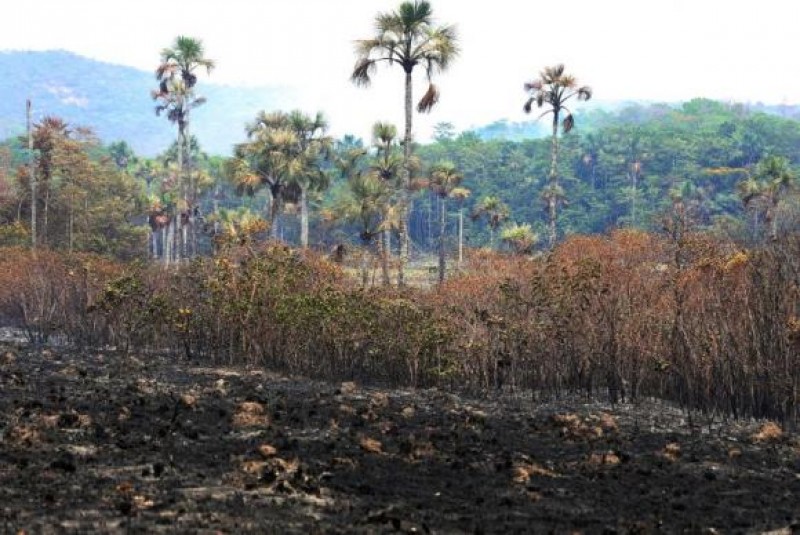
[0,344,798,534]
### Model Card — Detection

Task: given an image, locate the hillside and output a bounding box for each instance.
[0,50,293,156]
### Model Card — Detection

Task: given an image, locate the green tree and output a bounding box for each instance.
[352,0,458,285]
[523,64,592,247]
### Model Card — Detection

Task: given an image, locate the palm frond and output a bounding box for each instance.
[351,58,376,87]
[562,114,575,134]
[417,83,440,113]
[523,97,534,114]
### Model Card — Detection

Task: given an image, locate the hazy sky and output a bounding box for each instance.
[2,0,798,141]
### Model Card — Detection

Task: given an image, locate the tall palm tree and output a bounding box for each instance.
[352,0,458,286]
[428,161,462,284]
[523,64,591,248]
[153,36,214,261]
[471,195,510,249]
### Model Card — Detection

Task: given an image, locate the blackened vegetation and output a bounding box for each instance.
[0,347,797,532]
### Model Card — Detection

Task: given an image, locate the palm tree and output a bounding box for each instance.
[352,0,459,286]
[738,155,795,241]
[228,110,330,245]
[428,161,462,284]
[523,64,591,248]
[501,222,538,255]
[286,111,333,248]
[333,148,391,285]
[153,36,214,260]
[471,195,510,249]
[370,122,406,285]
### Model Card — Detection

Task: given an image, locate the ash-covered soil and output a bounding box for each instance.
[0,343,798,534]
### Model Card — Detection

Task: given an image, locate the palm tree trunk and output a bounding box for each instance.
[548,117,560,249]
[300,185,309,248]
[268,185,281,240]
[152,229,159,259]
[27,99,37,250]
[164,218,173,266]
[381,229,391,286]
[361,249,370,286]
[43,188,49,246]
[438,196,446,284]
[458,207,464,268]
[68,195,74,253]
[161,224,168,265]
[398,70,413,287]
[177,121,186,261]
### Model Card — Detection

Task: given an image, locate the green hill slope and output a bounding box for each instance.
[0,50,292,156]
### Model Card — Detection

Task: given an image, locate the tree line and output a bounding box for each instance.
[0,1,799,287]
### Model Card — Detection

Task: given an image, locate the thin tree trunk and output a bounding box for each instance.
[438,196,446,284]
[360,239,371,287]
[548,117,560,249]
[68,195,74,253]
[164,218,174,266]
[152,229,158,259]
[300,185,309,248]
[161,225,168,265]
[381,229,391,286]
[269,185,281,240]
[398,70,414,287]
[186,122,198,258]
[43,188,49,246]
[633,172,637,227]
[27,99,37,249]
[458,207,464,268]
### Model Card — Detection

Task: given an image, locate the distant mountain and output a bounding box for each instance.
[0,50,294,156]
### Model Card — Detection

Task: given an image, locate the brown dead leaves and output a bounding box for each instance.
[751,422,783,443]
[512,461,559,483]
[587,451,621,467]
[360,436,383,454]
[6,424,41,446]
[661,442,682,462]
[257,444,278,458]
[232,401,269,428]
[550,412,618,441]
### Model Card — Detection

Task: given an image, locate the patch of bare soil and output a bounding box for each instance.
[1,344,798,533]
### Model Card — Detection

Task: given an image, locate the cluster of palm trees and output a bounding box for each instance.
[226,110,332,248]
[151,36,214,264]
[149,1,594,285]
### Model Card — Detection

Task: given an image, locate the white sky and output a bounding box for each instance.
[2,0,799,141]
